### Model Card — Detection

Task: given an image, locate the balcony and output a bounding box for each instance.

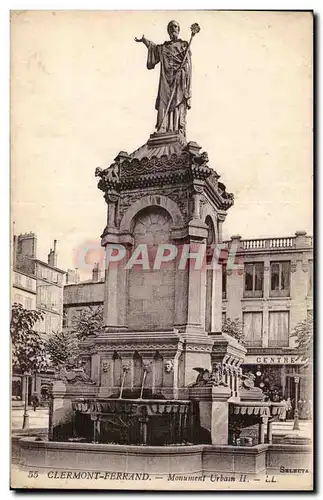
[224,233,313,252]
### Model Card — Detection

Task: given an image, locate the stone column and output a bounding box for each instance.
[91,354,101,385]
[267,420,273,444]
[259,416,268,444]
[210,385,233,445]
[103,241,130,330]
[210,263,222,333]
[190,384,232,445]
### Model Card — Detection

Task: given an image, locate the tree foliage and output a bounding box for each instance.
[71,305,104,340]
[222,317,246,346]
[45,330,80,371]
[11,303,49,374]
[291,312,313,358]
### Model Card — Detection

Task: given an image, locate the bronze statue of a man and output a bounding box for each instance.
[135,20,192,136]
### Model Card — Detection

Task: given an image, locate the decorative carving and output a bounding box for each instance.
[164,359,174,373]
[211,363,228,386]
[120,151,190,178]
[122,362,131,374]
[57,367,95,385]
[95,343,178,351]
[117,186,191,224]
[192,367,211,385]
[241,371,256,389]
[143,361,152,373]
[104,191,119,205]
[102,360,111,373]
[96,163,120,192]
[192,150,209,166]
[290,262,297,273]
[191,363,229,387]
[302,261,309,273]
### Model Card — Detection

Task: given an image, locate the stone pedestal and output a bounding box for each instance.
[197,386,232,445]
[91,131,235,399]
[48,379,98,441]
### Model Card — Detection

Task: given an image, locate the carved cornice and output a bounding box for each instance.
[96,144,234,213]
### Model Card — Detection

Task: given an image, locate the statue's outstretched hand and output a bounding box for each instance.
[134,35,145,43]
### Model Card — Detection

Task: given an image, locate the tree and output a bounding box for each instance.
[45,330,80,371]
[71,305,104,340]
[222,317,246,346]
[11,303,49,374]
[11,302,50,429]
[290,312,313,361]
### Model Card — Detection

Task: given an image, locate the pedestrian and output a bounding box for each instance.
[31,394,39,412]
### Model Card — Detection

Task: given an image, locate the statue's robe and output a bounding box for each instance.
[146,39,192,135]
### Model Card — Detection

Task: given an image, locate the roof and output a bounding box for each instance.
[65,279,105,287]
[34,259,66,274]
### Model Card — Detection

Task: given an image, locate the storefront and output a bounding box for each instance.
[243,354,312,419]
[11,372,54,407]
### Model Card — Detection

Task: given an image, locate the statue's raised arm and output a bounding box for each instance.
[135,20,200,137]
[134,35,150,48]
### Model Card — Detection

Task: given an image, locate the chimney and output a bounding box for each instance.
[48,239,58,267]
[92,262,100,282]
[17,232,37,259]
[15,232,37,274]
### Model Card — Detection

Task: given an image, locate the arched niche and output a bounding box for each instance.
[205,215,216,247]
[133,351,143,388]
[120,194,184,233]
[112,351,122,387]
[153,351,164,390]
[127,206,175,331]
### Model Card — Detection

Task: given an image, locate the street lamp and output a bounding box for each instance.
[293,375,300,431]
[22,372,31,430]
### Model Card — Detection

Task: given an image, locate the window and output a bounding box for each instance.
[243,312,263,347]
[222,312,226,324]
[269,311,289,347]
[52,272,58,283]
[26,278,33,289]
[39,287,48,307]
[25,297,32,310]
[244,263,264,297]
[14,294,23,305]
[14,274,22,286]
[270,261,290,296]
[41,267,48,280]
[222,264,227,299]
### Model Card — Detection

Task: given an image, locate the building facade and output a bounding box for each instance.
[12,232,65,404]
[63,264,104,331]
[11,268,38,402]
[222,231,313,417]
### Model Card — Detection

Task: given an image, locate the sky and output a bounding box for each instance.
[10,10,313,277]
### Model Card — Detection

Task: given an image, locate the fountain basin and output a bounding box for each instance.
[17,438,312,481]
[53,398,194,446]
